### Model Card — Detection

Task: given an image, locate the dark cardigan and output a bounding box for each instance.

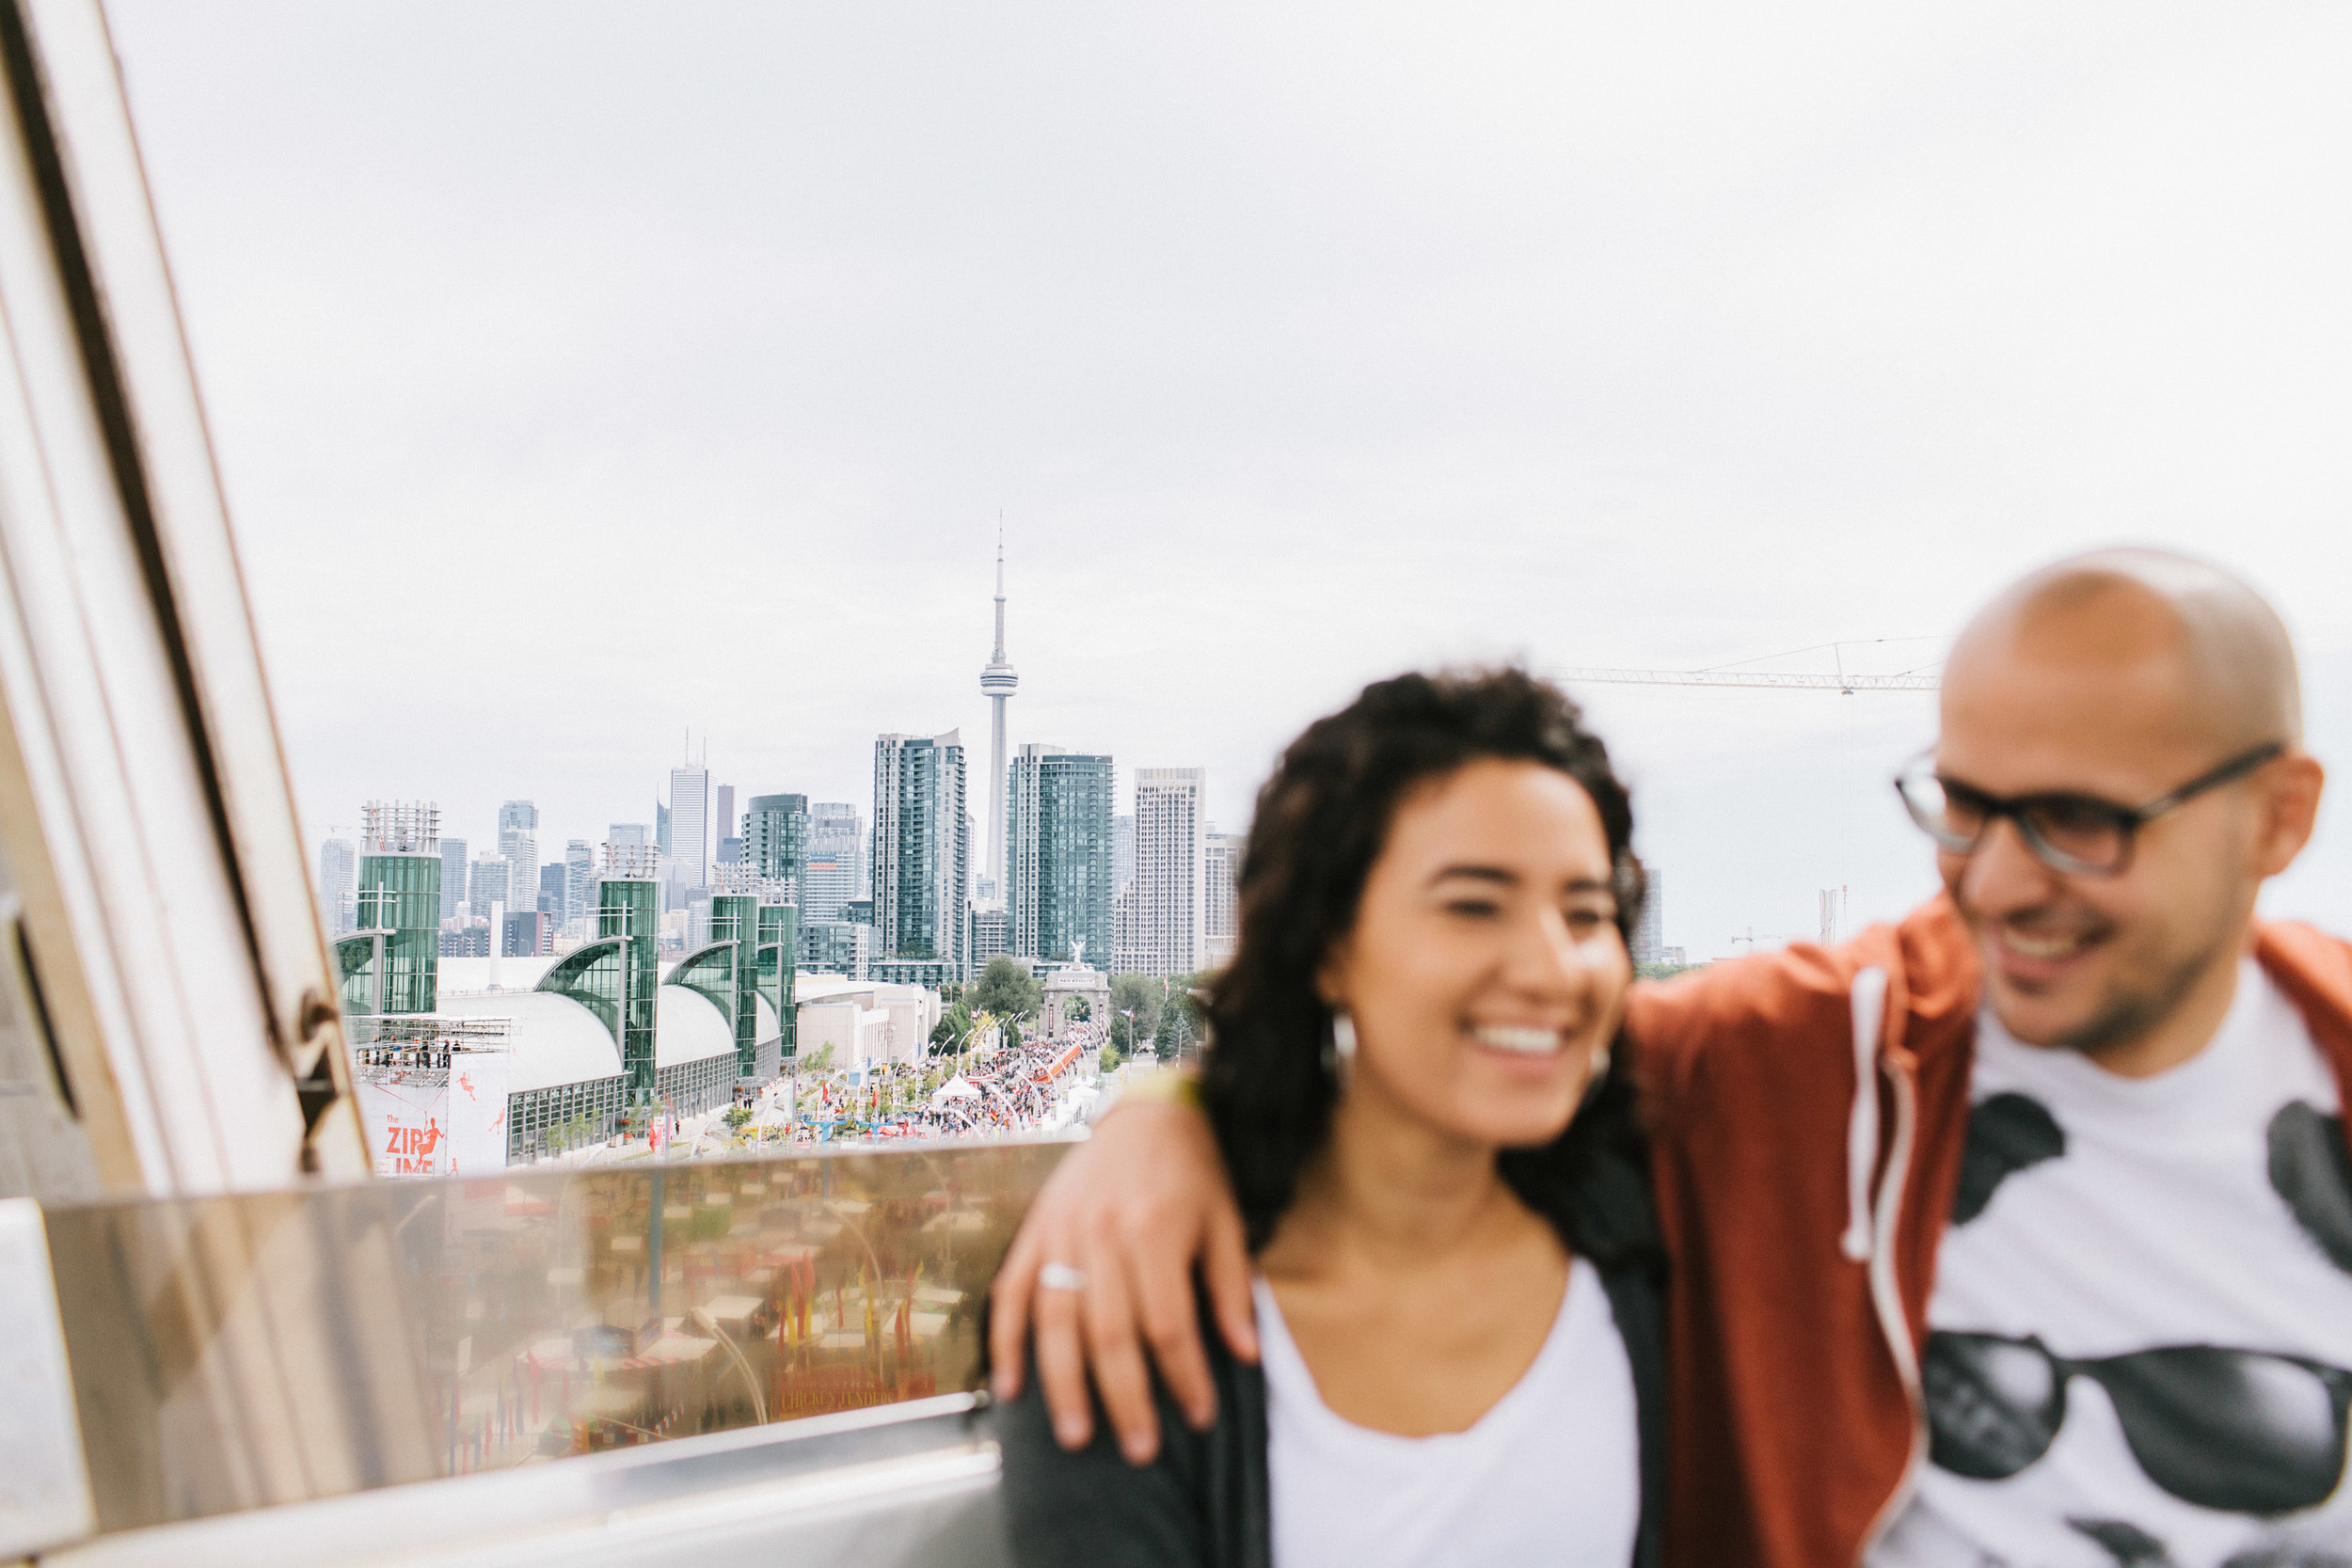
[992,1148,1667,1568]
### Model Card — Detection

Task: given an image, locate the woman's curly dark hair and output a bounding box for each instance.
[1200,668,1654,1268]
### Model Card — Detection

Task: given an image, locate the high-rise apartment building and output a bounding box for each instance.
[1006,745,1115,965]
[798,919,870,979]
[498,800,538,932]
[608,823,649,848]
[715,784,735,851]
[316,836,356,937]
[468,853,511,921]
[1121,768,1204,976]
[564,839,595,936]
[1636,869,1666,964]
[799,849,854,923]
[743,793,808,906]
[1203,829,1245,969]
[438,921,490,959]
[970,905,1009,969]
[439,836,468,918]
[805,802,866,910]
[538,863,568,925]
[1112,885,1137,973]
[667,764,710,892]
[504,910,551,958]
[872,730,968,980]
[1115,814,1135,893]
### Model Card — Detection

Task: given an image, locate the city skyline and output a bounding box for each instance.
[325,551,1238,973]
[156,7,2352,962]
[310,541,1232,912]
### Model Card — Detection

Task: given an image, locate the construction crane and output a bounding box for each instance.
[1557,638,1944,694]
[1558,666,1937,693]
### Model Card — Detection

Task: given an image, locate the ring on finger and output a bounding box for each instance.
[1039,1260,1089,1292]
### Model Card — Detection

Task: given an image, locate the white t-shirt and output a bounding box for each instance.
[1873,959,2352,1568]
[1255,1256,1640,1568]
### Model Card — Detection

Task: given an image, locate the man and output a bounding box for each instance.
[988,548,2352,1568]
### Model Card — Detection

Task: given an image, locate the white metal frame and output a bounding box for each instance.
[0,0,365,1196]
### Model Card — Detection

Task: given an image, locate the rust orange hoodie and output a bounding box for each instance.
[1627,895,2352,1568]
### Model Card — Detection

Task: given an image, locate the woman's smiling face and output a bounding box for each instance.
[1319,756,1632,1150]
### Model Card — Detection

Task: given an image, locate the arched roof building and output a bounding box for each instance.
[419,951,787,1163]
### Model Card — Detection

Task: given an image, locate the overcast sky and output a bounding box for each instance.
[103,2,2352,958]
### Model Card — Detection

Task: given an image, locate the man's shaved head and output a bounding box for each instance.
[1948,547,2301,752]
[1933,546,2322,1077]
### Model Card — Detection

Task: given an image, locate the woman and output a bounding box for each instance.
[995,669,1662,1567]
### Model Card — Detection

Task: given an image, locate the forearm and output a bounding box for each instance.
[989,1081,1258,1462]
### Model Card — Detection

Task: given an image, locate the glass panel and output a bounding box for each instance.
[709,894,759,1073]
[357,851,440,1015]
[42,1139,1066,1537]
[333,931,381,1018]
[597,879,661,1101]
[671,942,739,1033]
[537,937,625,1044]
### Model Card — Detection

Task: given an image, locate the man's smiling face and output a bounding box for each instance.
[1931,560,2319,1069]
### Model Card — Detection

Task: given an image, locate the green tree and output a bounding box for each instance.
[723,1103,752,1132]
[1153,974,1208,1062]
[970,957,1043,1022]
[802,1041,835,1073]
[930,999,975,1052]
[1110,972,1163,1044]
[1064,995,1090,1022]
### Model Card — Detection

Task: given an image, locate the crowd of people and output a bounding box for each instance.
[779,1020,1106,1145]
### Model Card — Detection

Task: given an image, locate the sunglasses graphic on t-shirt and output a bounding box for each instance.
[1931,1092,2352,1518]
[1925,1330,2352,1516]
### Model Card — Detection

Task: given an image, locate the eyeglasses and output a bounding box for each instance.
[1926,1330,2352,1515]
[1893,740,2285,876]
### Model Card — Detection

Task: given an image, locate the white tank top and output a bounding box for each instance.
[1254,1256,1640,1568]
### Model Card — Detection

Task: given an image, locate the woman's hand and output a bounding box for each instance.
[988,1097,1259,1464]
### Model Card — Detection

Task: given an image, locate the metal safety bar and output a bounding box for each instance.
[9,1138,1065,1562]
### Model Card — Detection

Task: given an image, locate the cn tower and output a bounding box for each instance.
[978,527,1018,901]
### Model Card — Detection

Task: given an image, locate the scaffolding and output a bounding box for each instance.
[602,841,661,879]
[361,800,440,853]
[351,1015,514,1075]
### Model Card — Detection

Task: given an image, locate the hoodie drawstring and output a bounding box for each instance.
[1840,966,1890,1262]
